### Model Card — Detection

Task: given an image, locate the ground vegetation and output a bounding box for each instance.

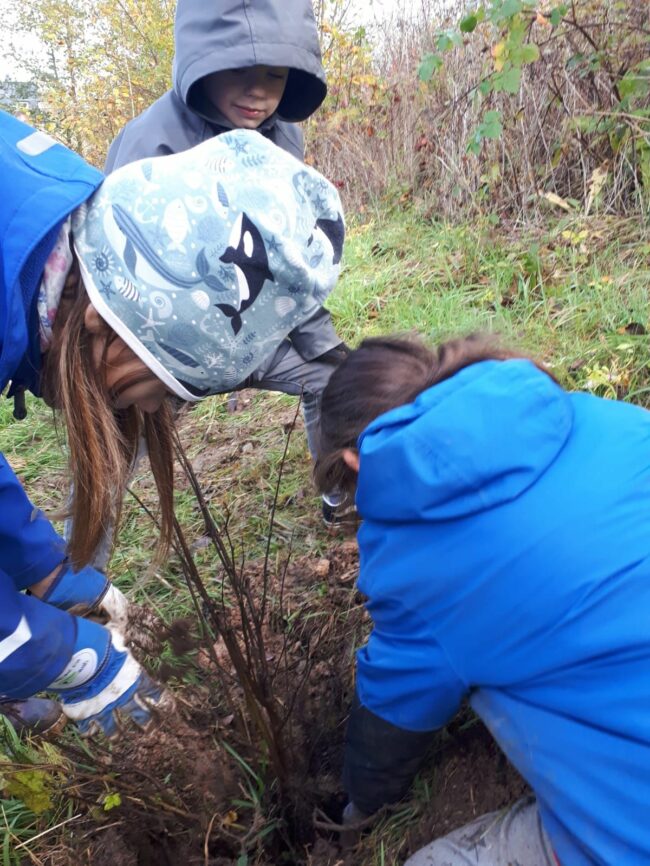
[0,0,649,863]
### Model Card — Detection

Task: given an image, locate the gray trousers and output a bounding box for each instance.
[65,339,340,571]
[404,798,556,866]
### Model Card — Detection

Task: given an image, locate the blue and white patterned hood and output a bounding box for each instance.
[73,129,344,400]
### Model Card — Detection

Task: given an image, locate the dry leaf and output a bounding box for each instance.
[315,558,331,578]
[538,190,572,211]
[585,165,608,216]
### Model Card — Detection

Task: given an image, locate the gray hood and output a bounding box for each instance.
[173,0,327,123]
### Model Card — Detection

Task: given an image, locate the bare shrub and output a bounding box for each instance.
[0,413,363,864]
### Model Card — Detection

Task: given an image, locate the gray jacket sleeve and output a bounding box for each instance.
[272,119,305,161]
[104,92,206,173]
[105,123,175,173]
[289,306,343,361]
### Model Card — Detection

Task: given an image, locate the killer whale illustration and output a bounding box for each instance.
[111,203,340,344]
[215,213,274,336]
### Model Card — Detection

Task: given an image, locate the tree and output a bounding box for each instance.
[7,0,174,164]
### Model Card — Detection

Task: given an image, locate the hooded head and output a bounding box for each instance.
[314,335,571,519]
[0,109,102,397]
[72,129,344,401]
[173,0,327,124]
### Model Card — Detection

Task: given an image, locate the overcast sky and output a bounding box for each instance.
[0,0,436,80]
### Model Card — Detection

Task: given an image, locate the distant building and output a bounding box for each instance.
[0,79,39,115]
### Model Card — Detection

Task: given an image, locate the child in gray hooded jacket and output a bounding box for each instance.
[104,0,348,527]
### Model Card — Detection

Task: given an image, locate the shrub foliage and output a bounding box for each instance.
[4,0,648,218]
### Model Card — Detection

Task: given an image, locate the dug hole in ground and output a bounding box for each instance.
[76,551,527,866]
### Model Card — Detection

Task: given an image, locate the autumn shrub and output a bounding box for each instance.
[306,3,431,214]
[6,0,648,215]
[308,0,650,220]
[9,0,174,163]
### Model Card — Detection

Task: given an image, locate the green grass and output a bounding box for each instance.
[329,213,650,393]
[2,209,649,557]
[1,207,649,863]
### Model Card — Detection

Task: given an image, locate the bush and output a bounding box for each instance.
[307,0,650,220]
[6,0,648,216]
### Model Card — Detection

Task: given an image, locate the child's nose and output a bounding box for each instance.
[244,72,268,96]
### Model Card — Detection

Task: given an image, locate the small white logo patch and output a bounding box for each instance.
[49,649,98,689]
[17,131,57,156]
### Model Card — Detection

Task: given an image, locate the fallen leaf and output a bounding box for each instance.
[315,558,331,578]
[223,810,238,826]
[538,190,573,211]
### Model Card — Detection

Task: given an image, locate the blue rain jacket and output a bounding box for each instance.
[352,359,650,865]
[0,110,102,697]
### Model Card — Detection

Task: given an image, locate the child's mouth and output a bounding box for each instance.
[235,105,264,119]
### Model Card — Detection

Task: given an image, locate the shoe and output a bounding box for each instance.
[0,698,66,737]
[322,497,359,532]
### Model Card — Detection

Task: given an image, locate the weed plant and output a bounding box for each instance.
[308,0,650,221]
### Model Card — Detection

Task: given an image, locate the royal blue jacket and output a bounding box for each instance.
[0,110,102,697]
[347,359,650,865]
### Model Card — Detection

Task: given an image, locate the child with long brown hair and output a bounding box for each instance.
[0,110,343,737]
[316,335,650,866]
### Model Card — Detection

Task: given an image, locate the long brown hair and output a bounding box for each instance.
[40,262,175,567]
[314,333,555,498]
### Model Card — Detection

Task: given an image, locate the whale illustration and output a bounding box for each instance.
[111,204,227,292]
[215,213,274,336]
[315,213,345,265]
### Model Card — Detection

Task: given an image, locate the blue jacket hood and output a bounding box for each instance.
[173,0,327,123]
[0,111,102,396]
[356,360,573,522]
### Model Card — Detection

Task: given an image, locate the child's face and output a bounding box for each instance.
[202,65,289,129]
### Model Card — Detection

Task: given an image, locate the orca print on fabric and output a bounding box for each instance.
[72,129,344,401]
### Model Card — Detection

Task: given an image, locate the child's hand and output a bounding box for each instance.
[48,620,173,739]
[34,562,130,630]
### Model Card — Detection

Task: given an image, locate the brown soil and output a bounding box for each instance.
[70,704,237,866]
[403,721,529,857]
[40,395,527,865]
[61,540,527,866]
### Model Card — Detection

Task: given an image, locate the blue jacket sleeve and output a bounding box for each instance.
[356,595,466,733]
[0,453,66,590]
[0,568,76,699]
[344,541,468,814]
